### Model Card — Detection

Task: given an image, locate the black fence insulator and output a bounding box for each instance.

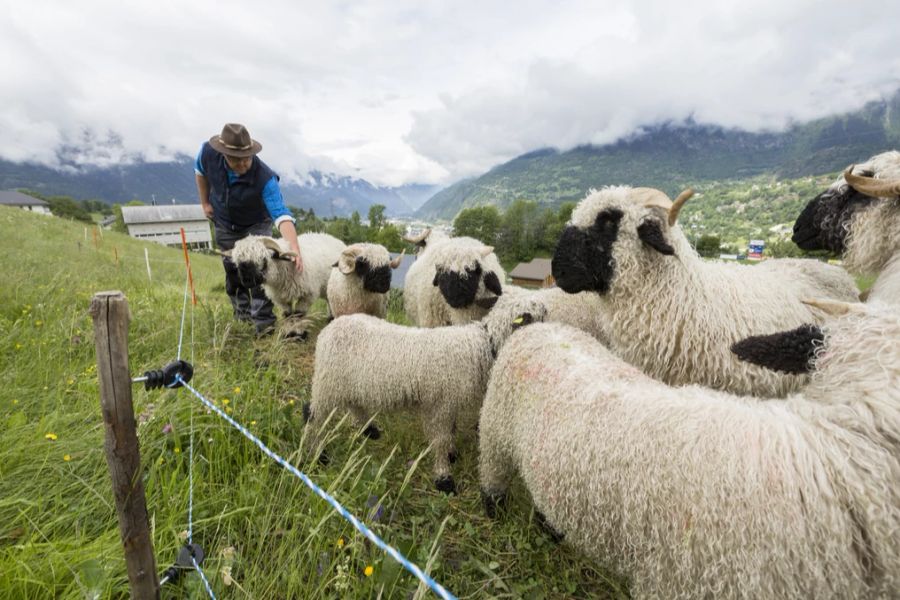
[158,542,205,586]
[143,360,194,390]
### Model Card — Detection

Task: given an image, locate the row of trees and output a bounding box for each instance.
[292,204,407,252]
[454,200,823,263]
[452,200,577,264]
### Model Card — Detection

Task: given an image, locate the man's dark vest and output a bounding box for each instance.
[199,142,279,230]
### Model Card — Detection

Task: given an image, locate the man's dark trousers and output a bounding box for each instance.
[215,220,277,334]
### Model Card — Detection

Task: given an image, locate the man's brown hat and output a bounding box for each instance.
[209,123,262,157]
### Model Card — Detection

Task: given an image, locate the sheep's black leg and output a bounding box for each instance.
[481,489,507,518]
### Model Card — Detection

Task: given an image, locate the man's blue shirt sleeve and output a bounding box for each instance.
[263,177,295,225]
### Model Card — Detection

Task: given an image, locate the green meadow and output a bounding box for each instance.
[0,206,624,599]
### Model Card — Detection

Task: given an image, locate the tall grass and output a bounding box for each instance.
[0,206,624,599]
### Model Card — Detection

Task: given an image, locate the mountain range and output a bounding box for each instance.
[416,90,900,220]
[3,90,899,222]
[0,156,439,217]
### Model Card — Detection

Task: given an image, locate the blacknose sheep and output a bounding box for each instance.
[221,233,346,336]
[306,293,547,493]
[403,234,505,327]
[550,186,859,397]
[479,299,900,599]
[326,243,404,318]
[793,151,900,303]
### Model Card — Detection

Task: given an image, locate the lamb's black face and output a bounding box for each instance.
[552,209,623,295]
[433,263,502,309]
[357,257,392,294]
[792,186,878,253]
[731,324,823,374]
[237,259,267,289]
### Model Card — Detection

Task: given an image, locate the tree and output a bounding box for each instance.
[767,238,803,258]
[46,195,93,223]
[367,204,386,231]
[694,234,722,258]
[453,206,501,246]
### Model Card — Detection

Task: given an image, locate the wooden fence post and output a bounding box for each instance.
[90,291,159,599]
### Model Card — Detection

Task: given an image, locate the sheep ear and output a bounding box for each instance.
[337,252,356,274]
[637,220,675,256]
[511,312,534,330]
[216,249,232,258]
[801,298,865,317]
[730,324,823,374]
[480,246,494,258]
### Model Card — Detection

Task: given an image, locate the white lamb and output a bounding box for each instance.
[551,185,859,397]
[793,150,900,304]
[222,233,346,324]
[479,299,900,599]
[326,243,404,319]
[403,234,506,327]
[305,292,547,493]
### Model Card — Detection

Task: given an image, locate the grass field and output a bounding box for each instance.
[0,206,626,599]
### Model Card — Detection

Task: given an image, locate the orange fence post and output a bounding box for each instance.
[180,227,197,305]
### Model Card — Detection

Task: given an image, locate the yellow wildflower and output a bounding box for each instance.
[336,537,345,548]
[222,398,230,405]
[364,565,374,577]
[67,379,74,385]
[233,387,241,394]
[45,433,58,441]
[35,320,42,327]
[12,399,18,405]
[63,454,71,462]
[14,343,22,350]
[174,448,181,454]
[250,420,257,426]
[225,407,232,414]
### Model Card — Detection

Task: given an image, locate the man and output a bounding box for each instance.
[195,123,303,336]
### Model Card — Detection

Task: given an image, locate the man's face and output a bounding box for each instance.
[224,154,253,175]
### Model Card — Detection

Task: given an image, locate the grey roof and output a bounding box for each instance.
[0,191,49,206]
[509,258,553,281]
[121,204,206,224]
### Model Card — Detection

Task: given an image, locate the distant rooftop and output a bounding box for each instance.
[0,191,48,206]
[509,257,552,281]
[121,204,206,224]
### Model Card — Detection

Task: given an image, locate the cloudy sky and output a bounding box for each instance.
[2,0,899,187]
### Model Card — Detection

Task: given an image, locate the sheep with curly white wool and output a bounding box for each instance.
[326,244,404,319]
[479,299,900,598]
[222,233,346,332]
[551,186,859,397]
[403,227,449,255]
[793,151,900,304]
[503,285,611,344]
[306,292,547,493]
[403,233,506,327]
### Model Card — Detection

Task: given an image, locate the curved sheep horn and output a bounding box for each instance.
[667,188,695,226]
[632,187,673,211]
[338,246,362,274]
[403,228,431,244]
[801,298,865,317]
[389,248,405,269]
[843,166,900,198]
[261,238,283,253]
[480,246,494,258]
[215,249,232,258]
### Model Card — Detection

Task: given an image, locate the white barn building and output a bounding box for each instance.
[0,191,51,214]
[121,205,212,249]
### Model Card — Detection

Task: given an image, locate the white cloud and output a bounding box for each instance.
[1,0,898,186]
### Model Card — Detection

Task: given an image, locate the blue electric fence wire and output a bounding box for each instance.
[175,375,457,600]
[176,272,215,597]
[191,556,217,599]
